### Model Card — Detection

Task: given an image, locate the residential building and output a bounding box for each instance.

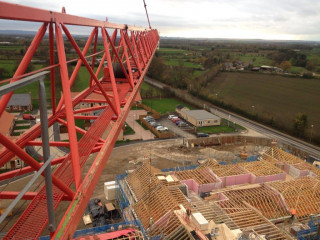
[176,106,221,127]
[6,93,32,111]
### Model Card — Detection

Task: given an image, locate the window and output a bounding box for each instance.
[214,120,218,123]
[16,159,21,166]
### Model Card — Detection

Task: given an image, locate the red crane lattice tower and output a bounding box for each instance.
[0,1,159,239]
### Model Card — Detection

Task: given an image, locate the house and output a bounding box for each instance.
[183,110,221,127]
[6,93,32,111]
[176,106,221,127]
[260,65,274,72]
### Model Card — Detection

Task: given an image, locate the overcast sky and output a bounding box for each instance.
[1,0,320,41]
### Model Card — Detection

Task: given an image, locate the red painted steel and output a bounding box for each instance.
[0,1,159,239]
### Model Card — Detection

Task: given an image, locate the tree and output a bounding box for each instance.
[293,113,308,137]
[306,57,319,71]
[280,61,292,71]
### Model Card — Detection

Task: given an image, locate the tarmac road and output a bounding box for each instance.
[145,77,320,158]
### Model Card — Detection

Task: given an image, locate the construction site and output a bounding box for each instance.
[1,1,320,240]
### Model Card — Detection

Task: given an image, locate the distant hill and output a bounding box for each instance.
[0,30,38,35]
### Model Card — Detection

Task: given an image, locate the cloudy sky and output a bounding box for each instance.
[1,0,320,41]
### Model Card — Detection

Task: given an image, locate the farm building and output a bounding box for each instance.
[176,105,221,127]
[6,93,32,111]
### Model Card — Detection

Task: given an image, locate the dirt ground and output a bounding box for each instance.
[0,138,268,236]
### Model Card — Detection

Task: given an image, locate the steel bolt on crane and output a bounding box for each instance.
[0,1,159,239]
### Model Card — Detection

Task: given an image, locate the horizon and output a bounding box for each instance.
[1,29,320,43]
[0,0,320,42]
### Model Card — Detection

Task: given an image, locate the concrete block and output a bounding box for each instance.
[104,181,116,196]
[105,185,119,201]
[191,212,208,231]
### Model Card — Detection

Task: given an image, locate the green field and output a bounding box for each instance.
[140,82,165,97]
[197,124,235,134]
[165,59,202,68]
[142,98,194,114]
[207,72,320,139]
[235,54,273,66]
[124,124,135,135]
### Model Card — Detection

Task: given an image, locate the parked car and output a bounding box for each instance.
[197,132,209,138]
[175,120,182,125]
[144,116,153,120]
[145,117,155,122]
[178,122,188,127]
[157,126,168,132]
[150,122,160,127]
[172,118,181,123]
[22,114,36,120]
[168,115,176,120]
[156,126,164,130]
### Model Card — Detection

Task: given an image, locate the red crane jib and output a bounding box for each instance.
[0,1,159,239]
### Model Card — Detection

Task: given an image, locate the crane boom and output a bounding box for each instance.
[0,1,159,239]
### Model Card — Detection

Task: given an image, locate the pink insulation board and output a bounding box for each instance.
[224,174,251,187]
[182,179,199,195]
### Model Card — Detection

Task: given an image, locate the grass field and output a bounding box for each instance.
[140,82,165,97]
[235,54,273,66]
[207,72,320,139]
[197,124,235,134]
[142,98,194,114]
[165,59,202,68]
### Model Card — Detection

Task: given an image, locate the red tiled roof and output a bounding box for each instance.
[0,111,14,136]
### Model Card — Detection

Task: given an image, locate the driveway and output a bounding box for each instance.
[158,117,195,139]
[124,110,155,141]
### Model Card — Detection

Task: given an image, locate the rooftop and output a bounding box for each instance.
[183,109,220,121]
[7,93,31,107]
[0,111,14,135]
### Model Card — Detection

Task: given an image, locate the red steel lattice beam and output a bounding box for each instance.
[0,1,159,239]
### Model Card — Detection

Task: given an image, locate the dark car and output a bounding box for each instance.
[197,132,209,138]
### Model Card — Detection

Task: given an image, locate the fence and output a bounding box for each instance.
[187,135,273,147]
[136,103,161,119]
[139,115,174,139]
[297,217,320,240]
[161,164,199,172]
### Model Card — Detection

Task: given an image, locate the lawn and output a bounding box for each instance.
[124,124,135,135]
[140,82,165,97]
[142,98,194,114]
[165,59,202,69]
[197,124,235,134]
